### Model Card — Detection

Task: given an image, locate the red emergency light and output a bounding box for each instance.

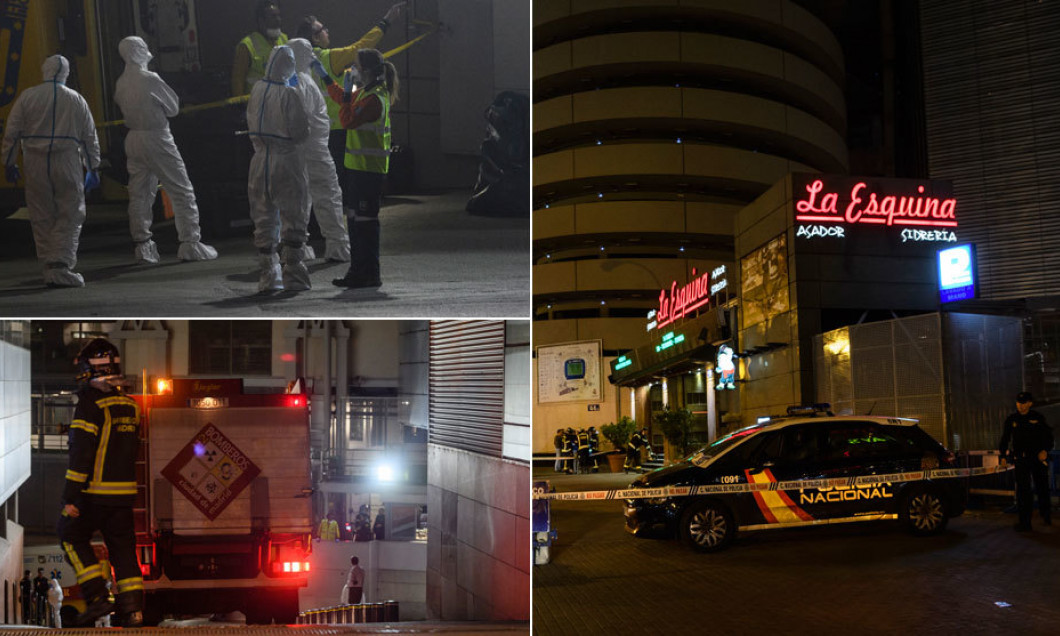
[277,561,311,573]
[287,395,306,407]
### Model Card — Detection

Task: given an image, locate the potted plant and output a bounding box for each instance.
[655,407,695,463]
[600,416,636,473]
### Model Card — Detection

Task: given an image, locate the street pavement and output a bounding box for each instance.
[0,191,528,317]
[532,469,1060,635]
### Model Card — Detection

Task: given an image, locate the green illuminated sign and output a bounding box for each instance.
[614,355,632,371]
[655,332,686,353]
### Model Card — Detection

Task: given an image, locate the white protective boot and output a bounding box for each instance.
[281,244,312,291]
[257,252,282,292]
[134,240,160,264]
[300,244,316,261]
[178,241,219,261]
[45,263,85,288]
[324,238,351,262]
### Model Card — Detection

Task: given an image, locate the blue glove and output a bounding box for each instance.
[309,59,328,80]
[5,165,19,183]
[343,67,360,93]
[287,73,299,88]
[84,170,100,193]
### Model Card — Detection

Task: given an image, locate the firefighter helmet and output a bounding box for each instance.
[74,338,122,382]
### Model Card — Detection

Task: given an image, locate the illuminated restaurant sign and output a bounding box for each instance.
[794,177,958,242]
[938,244,977,303]
[645,268,713,332]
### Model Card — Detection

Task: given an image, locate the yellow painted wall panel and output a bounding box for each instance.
[572,32,681,67]
[573,144,684,177]
[534,96,573,132]
[534,262,579,294]
[574,87,683,121]
[576,201,688,234]
[533,151,575,185]
[533,207,576,240]
[533,42,572,79]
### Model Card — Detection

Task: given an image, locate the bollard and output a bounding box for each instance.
[353,603,367,623]
[367,602,384,622]
[384,600,399,622]
[342,604,353,624]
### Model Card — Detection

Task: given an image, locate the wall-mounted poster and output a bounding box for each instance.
[537,341,602,403]
[741,234,789,328]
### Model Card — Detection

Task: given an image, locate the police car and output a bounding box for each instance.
[624,406,968,552]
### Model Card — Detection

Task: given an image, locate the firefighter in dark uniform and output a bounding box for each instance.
[587,426,600,473]
[562,427,577,474]
[58,338,144,627]
[999,391,1054,531]
[553,429,565,472]
[625,428,645,473]
[576,428,590,474]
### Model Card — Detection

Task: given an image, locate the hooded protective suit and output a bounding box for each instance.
[246,46,311,291]
[0,55,99,287]
[288,38,350,262]
[114,36,218,264]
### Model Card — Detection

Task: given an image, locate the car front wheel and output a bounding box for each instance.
[680,500,735,552]
[901,487,949,536]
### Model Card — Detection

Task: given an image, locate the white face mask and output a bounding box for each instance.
[265,28,281,40]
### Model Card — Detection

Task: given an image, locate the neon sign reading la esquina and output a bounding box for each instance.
[795,178,958,228]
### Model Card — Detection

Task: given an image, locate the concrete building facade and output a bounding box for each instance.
[533,0,849,449]
[0,322,31,625]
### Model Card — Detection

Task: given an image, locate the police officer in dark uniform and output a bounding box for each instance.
[587,426,600,473]
[625,428,645,473]
[999,391,1053,531]
[58,338,144,627]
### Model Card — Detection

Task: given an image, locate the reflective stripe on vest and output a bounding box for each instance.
[314,48,345,130]
[241,31,289,92]
[344,83,391,174]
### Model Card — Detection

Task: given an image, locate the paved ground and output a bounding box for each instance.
[0,621,528,633]
[0,191,528,317]
[532,469,1060,635]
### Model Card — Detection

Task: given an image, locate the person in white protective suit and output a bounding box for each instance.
[0,55,100,287]
[114,36,218,264]
[287,38,351,263]
[47,577,63,628]
[246,45,312,291]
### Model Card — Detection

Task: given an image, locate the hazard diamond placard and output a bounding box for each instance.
[160,423,261,521]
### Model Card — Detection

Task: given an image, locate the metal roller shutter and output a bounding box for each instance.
[429,321,506,456]
[920,0,1060,299]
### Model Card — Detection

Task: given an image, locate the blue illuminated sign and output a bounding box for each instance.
[938,244,976,303]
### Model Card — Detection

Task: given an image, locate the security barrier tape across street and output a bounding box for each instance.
[532,464,1013,501]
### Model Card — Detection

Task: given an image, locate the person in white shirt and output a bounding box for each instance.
[346,556,365,604]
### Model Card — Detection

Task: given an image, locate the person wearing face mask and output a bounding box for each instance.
[320,48,398,288]
[232,0,289,96]
[114,36,218,264]
[287,38,350,262]
[295,3,404,173]
[246,45,311,291]
[1,55,100,288]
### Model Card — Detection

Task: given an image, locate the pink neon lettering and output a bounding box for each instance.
[796,180,958,229]
[656,268,712,329]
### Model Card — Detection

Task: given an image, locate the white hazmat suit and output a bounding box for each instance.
[288,38,350,262]
[114,36,218,264]
[246,46,311,291]
[47,578,63,628]
[0,55,99,287]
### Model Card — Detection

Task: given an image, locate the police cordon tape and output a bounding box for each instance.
[532,463,1014,501]
[94,27,438,130]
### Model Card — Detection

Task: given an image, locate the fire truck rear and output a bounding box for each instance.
[132,378,312,625]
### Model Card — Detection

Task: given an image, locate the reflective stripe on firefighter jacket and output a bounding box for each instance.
[344,83,391,174]
[241,31,289,93]
[64,387,141,507]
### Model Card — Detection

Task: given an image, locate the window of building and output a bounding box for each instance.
[188,321,272,375]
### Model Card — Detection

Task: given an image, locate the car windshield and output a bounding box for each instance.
[689,423,768,467]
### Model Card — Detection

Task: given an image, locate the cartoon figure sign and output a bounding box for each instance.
[716,345,736,390]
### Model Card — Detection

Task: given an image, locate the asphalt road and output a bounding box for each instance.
[0,191,529,317]
[533,469,1060,635]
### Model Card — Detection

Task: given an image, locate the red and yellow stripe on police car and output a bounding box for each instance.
[744,469,814,524]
